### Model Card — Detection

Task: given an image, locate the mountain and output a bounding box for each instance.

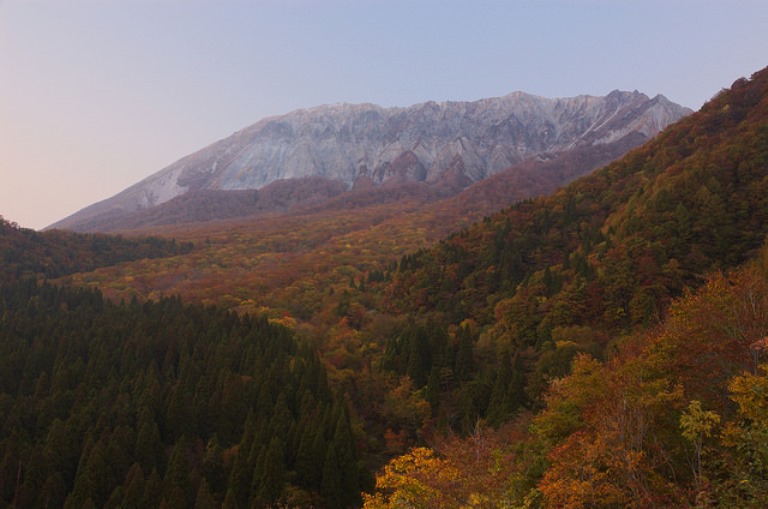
[367,67,768,508]
[381,66,768,417]
[48,90,690,232]
[387,69,768,331]
[3,67,767,509]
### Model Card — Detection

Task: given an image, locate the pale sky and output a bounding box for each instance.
[2,1,767,230]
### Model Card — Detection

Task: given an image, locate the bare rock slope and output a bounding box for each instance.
[49,91,691,232]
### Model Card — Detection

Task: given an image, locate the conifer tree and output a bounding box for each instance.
[42,472,69,509]
[141,467,163,509]
[253,436,285,507]
[321,447,342,509]
[201,435,225,496]
[66,438,109,509]
[163,438,192,506]
[454,326,475,382]
[122,463,146,509]
[135,406,162,473]
[193,478,217,509]
[221,487,239,509]
[406,330,428,387]
[425,366,441,414]
[295,422,323,490]
[227,441,252,507]
[330,409,360,508]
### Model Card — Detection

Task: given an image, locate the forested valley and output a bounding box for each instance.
[1,65,768,507]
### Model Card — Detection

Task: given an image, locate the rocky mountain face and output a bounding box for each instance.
[49,91,691,232]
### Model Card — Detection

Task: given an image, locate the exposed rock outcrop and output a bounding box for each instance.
[49,91,691,232]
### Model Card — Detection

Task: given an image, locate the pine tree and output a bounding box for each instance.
[43,418,80,488]
[406,330,428,387]
[269,392,295,448]
[17,446,48,508]
[0,435,21,504]
[454,326,475,382]
[122,463,146,509]
[425,366,441,414]
[330,409,360,508]
[163,438,192,506]
[321,447,341,509]
[66,438,110,509]
[486,356,518,427]
[141,467,163,509]
[193,478,217,509]
[42,472,69,509]
[221,486,239,509]
[227,443,252,508]
[201,435,225,497]
[135,406,162,473]
[295,422,323,491]
[253,436,285,507]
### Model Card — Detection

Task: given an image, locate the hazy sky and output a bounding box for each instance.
[2,1,767,230]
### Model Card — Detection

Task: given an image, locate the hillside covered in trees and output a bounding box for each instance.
[364,256,768,507]
[0,282,360,508]
[377,65,768,421]
[361,67,768,507]
[1,65,767,508]
[0,217,192,285]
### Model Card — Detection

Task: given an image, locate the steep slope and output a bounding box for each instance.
[365,259,768,508]
[387,65,768,349]
[49,91,690,232]
[44,128,659,318]
[364,65,768,505]
[387,65,768,410]
[67,137,637,234]
[77,177,349,232]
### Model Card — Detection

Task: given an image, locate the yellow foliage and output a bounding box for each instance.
[727,364,768,425]
[362,447,462,508]
[679,400,720,443]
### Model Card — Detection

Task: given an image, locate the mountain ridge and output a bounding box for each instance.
[385,68,768,331]
[48,90,690,232]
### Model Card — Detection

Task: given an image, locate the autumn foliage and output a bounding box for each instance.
[2,66,768,507]
[370,257,768,508]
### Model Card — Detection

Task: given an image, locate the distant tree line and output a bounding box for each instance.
[0,217,193,285]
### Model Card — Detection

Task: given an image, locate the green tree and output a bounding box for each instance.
[193,478,217,509]
[253,436,285,507]
[163,438,192,506]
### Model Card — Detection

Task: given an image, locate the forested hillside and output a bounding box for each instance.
[389,68,768,328]
[0,217,192,285]
[0,282,360,508]
[364,256,768,507]
[376,66,768,421]
[362,67,768,507]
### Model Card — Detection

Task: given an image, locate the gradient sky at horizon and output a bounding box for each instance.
[2,0,767,230]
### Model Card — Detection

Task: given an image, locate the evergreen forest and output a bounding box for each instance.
[0,281,360,508]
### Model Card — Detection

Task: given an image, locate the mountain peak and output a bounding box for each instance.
[48,90,691,232]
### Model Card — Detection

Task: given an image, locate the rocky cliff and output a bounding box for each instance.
[49,91,691,232]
